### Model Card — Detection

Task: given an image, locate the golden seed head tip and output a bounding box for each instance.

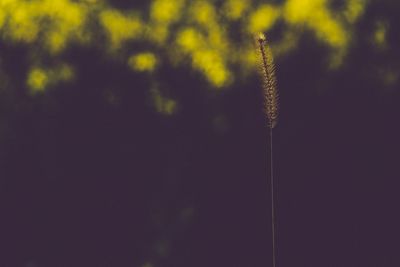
[257,32,266,42]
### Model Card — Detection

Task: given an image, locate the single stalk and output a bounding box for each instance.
[269,127,276,267]
[254,32,279,267]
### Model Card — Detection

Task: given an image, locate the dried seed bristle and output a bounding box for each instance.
[255,32,279,128]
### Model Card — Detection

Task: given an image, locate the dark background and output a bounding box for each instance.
[2,0,400,266]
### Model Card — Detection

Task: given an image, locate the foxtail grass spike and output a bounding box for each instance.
[255,32,279,128]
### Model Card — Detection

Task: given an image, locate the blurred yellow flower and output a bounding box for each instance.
[223,0,249,20]
[129,53,158,72]
[151,88,177,115]
[100,9,143,49]
[176,28,204,52]
[150,0,184,23]
[344,0,365,23]
[248,4,280,33]
[0,0,368,89]
[192,50,230,87]
[27,68,49,93]
[190,1,217,27]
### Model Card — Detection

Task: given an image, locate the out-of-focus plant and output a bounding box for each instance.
[0,0,369,113]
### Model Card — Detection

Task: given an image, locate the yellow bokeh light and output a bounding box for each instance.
[192,50,230,88]
[146,23,169,44]
[148,0,185,44]
[313,10,347,48]
[57,64,75,81]
[46,31,68,53]
[283,0,325,24]
[272,30,299,57]
[7,2,40,43]
[190,1,217,27]
[176,28,204,52]
[176,27,230,87]
[150,0,184,23]
[100,9,143,49]
[373,21,388,49]
[208,28,228,52]
[283,0,347,48]
[380,68,399,87]
[344,0,365,23]
[151,87,177,115]
[164,99,177,115]
[0,0,88,51]
[128,52,158,72]
[0,0,369,89]
[0,8,6,29]
[248,4,280,33]
[27,68,49,93]
[223,0,249,20]
[43,0,88,53]
[26,64,75,94]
